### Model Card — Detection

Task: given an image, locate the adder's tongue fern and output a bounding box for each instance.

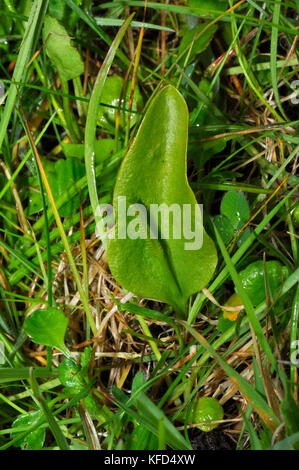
[107,85,217,318]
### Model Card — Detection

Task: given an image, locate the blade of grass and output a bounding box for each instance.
[95,17,174,32]
[117,301,184,352]
[229,0,284,122]
[290,285,299,392]
[16,88,98,336]
[0,388,87,450]
[270,0,287,119]
[101,1,298,35]
[110,388,192,450]
[29,368,69,450]
[0,0,48,155]
[0,110,58,201]
[212,221,278,371]
[0,367,57,384]
[78,401,101,450]
[84,14,135,250]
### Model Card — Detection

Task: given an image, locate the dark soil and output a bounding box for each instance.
[189,429,235,450]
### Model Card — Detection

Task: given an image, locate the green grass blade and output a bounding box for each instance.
[212,222,278,370]
[0,0,48,154]
[270,0,287,119]
[84,14,135,250]
[29,369,69,450]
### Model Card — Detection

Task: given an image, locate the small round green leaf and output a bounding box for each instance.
[213,214,235,244]
[220,190,250,229]
[58,357,85,392]
[24,307,69,356]
[98,75,143,130]
[192,396,224,432]
[12,410,45,450]
[238,260,289,307]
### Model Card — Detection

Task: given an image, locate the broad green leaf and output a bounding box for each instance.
[98,75,143,130]
[48,0,68,21]
[43,15,84,80]
[220,191,250,228]
[12,411,45,450]
[235,224,251,248]
[82,394,108,421]
[212,191,250,246]
[221,261,289,323]
[26,157,86,217]
[191,138,226,168]
[237,260,289,307]
[178,24,217,66]
[58,357,85,392]
[58,354,105,420]
[48,0,81,31]
[62,139,115,164]
[24,307,69,356]
[107,85,217,317]
[80,345,93,371]
[26,175,47,216]
[47,157,86,217]
[189,78,227,166]
[58,348,92,393]
[188,0,228,14]
[213,214,235,245]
